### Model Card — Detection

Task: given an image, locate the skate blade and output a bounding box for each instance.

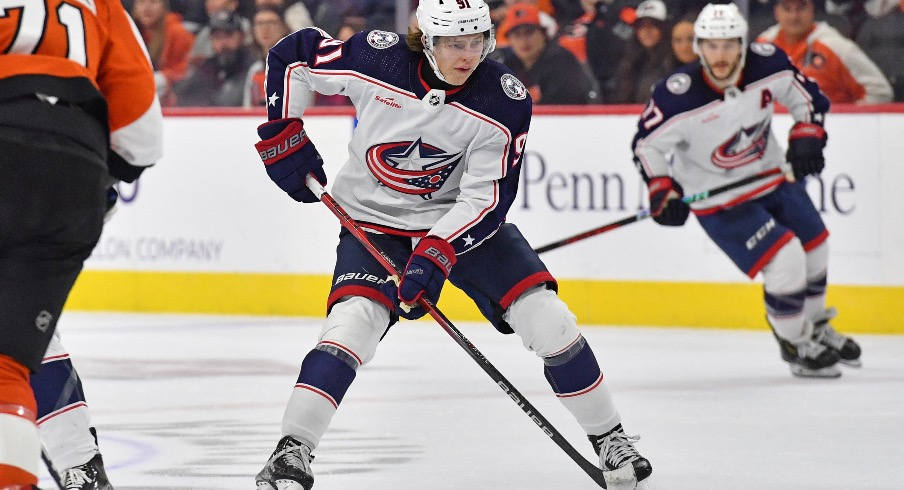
[790,364,842,378]
[604,464,641,490]
[275,479,311,490]
[840,358,862,368]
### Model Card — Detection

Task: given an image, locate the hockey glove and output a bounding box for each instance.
[648,176,690,226]
[383,237,456,319]
[786,122,827,181]
[380,277,427,320]
[255,118,327,203]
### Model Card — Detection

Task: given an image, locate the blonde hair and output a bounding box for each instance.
[406,27,424,53]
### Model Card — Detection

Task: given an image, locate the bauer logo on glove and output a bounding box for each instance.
[257,127,309,165]
[254,117,328,203]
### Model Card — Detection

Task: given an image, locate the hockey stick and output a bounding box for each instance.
[533,167,786,254]
[304,175,609,488]
[42,450,64,489]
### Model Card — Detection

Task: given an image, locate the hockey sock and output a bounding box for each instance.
[31,353,98,472]
[0,355,40,486]
[762,238,808,340]
[765,289,807,341]
[282,346,358,448]
[543,341,619,435]
[802,240,829,321]
[803,273,828,321]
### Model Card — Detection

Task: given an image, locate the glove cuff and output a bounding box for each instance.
[648,176,682,196]
[789,122,826,142]
[415,236,457,276]
[255,118,311,166]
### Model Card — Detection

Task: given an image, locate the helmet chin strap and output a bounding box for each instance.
[422,35,452,85]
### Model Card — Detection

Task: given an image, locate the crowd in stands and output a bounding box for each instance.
[128,0,903,107]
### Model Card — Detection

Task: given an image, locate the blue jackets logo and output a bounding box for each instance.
[366,138,462,199]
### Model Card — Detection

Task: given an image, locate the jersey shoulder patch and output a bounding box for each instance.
[665,73,692,95]
[366,30,399,49]
[500,73,527,100]
[750,42,776,57]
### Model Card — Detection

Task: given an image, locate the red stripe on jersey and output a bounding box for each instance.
[803,229,829,252]
[748,230,796,278]
[500,272,557,309]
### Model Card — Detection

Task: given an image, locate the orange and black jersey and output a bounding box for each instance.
[1,0,162,179]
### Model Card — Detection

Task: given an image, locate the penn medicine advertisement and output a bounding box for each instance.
[72,110,904,332]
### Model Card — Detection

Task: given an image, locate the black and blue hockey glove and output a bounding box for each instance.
[786,122,827,181]
[255,118,327,203]
[648,176,690,226]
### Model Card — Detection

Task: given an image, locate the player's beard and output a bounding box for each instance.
[215,49,240,74]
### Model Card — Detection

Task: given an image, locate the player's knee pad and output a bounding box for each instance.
[761,236,807,295]
[504,286,581,358]
[319,296,390,367]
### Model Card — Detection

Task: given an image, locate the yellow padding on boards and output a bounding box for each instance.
[66,271,903,334]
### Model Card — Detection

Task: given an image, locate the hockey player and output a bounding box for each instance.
[252,0,652,489]
[32,332,114,489]
[632,3,861,378]
[0,0,162,487]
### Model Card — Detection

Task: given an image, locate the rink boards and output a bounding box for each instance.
[67,106,904,333]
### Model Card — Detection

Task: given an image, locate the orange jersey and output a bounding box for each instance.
[0,0,163,168]
[758,22,892,104]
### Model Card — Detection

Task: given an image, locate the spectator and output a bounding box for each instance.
[498,3,600,104]
[244,6,292,106]
[256,0,315,32]
[577,0,641,102]
[758,0,892,103]
[342,0,396,33]
[176,10,258,106]
[670,15,697,65]
[856,0,904,101]
[132,0,196,106]
[495,0,560,49]
[191,0,252,63]
[169,0,210,33]
[612,0,673,103]
[307,0,345,36]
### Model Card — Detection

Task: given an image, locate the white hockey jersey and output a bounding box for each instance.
[265,28,531,254]
[632,43,830,213]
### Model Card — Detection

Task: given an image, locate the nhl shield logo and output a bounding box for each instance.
[367,30,399,49]
[501,74,527,100]
[429,93,442,106]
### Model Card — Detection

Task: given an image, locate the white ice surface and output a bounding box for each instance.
[37,312,904,490]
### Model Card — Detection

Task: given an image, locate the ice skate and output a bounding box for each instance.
[60,453,113,490]
[774,329,841,378]
[589,424,653,490]
[256,435,314,490]
[812,307,862,367]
